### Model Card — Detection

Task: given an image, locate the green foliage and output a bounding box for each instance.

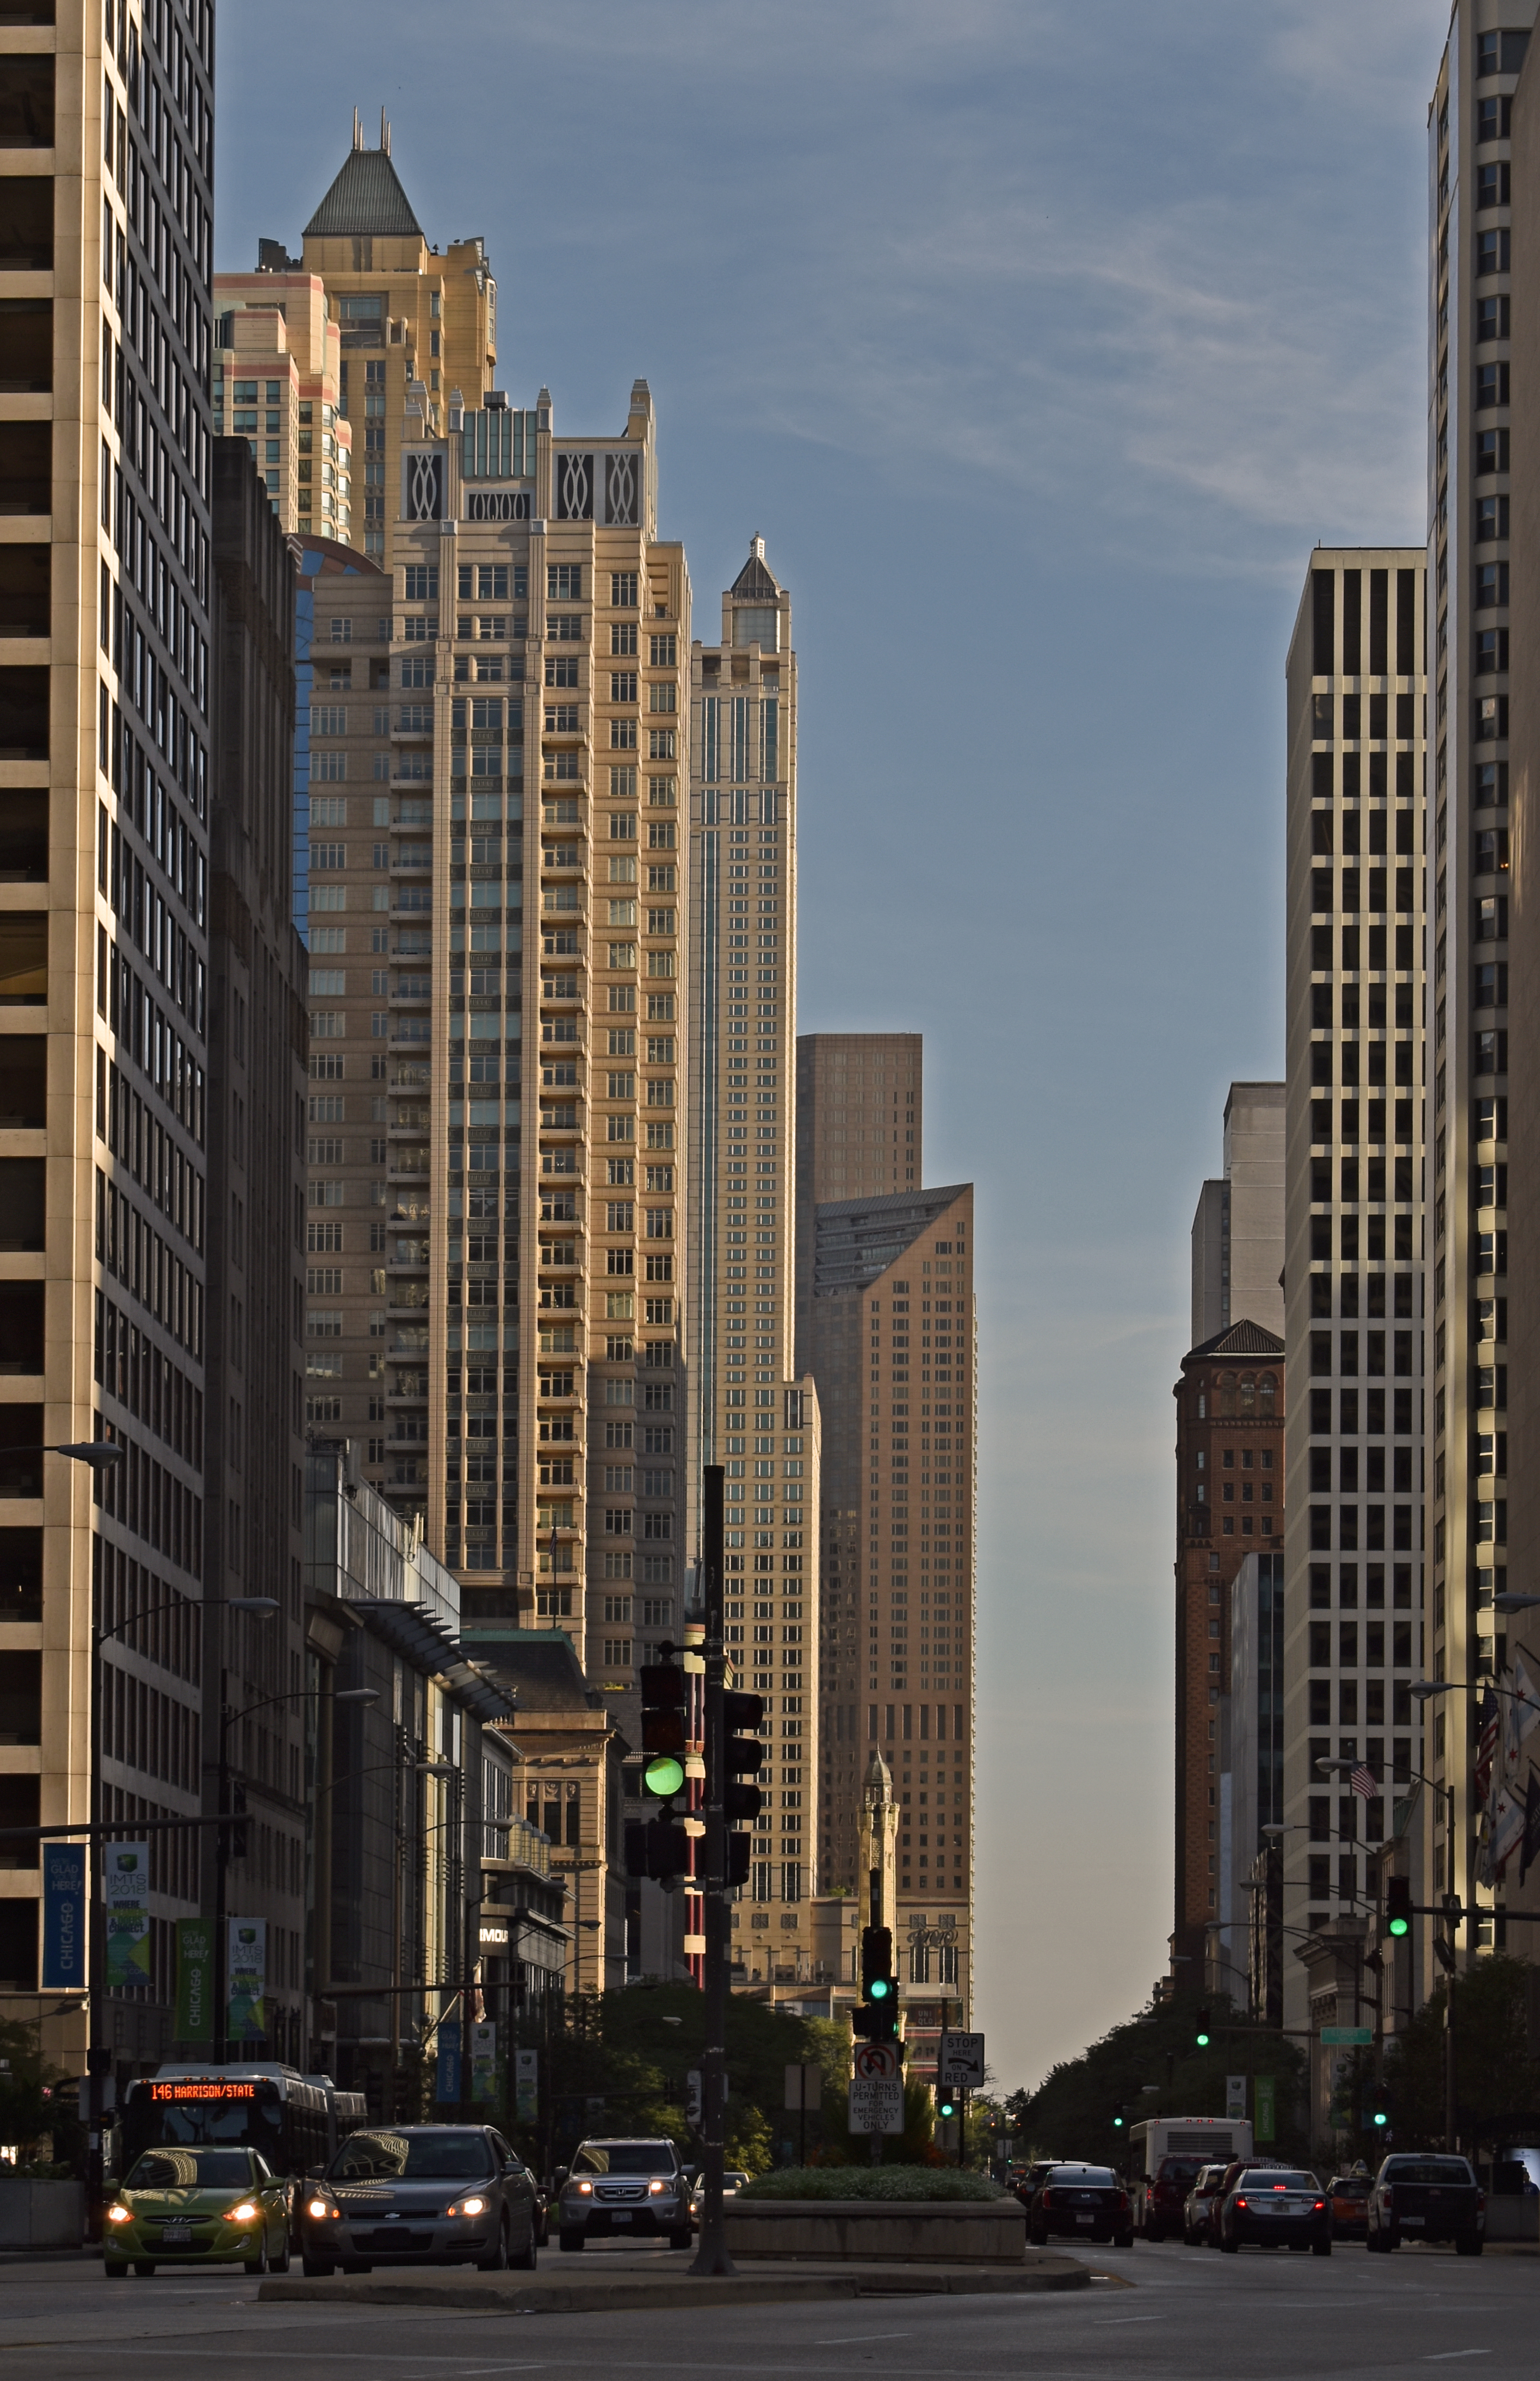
[1365,1956,1540,2151]
[813,2075,940,2166]
[0,2019,69,2157]
[1008,1991,1308,2165]
[741,2163,1002,2201]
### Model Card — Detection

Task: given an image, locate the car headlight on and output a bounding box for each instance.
[448,2196,487,2217]
[307,2198,330,2220]
[107,2205,132,2225]
[228,2201,259,2223]
[576,2180,592,2196]
[648,2180,666,2196]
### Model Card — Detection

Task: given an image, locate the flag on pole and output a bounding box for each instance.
[1492,1783,1526,1878]
[1475,1687,1501,1805]
[1514,1655,1540,1745]
[1350,1766,1379,1801]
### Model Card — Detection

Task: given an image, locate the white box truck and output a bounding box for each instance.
[1128,2116,1255,2240]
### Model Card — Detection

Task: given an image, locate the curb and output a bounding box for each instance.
[257,2256,1092,2314]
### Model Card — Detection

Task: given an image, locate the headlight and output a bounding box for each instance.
[576,2180,592,2196]
[648,2180,666,2195]
[228,2201,259,2223]
[307,2199,329,2219]
[449,2196,486,2217]
[107,2205,132,2225]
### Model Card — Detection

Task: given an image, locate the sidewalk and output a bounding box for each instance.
[259,2247,1093,2314]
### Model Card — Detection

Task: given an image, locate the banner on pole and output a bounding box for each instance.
[227,1918,266,2041]
[515,2047,538,2122]
[104,1844,152,1988]
[436,2019,462,2105]
[41,1845,85,1992]
[176,1918,214,2042]
[471,2021,497,2102]
[1254,2073,1276,2143]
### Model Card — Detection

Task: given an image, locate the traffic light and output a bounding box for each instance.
[853,1926,900,2043]
[639,1662,688,1799]
[723,1690,765,1824]
[1195,2006,1212,2049]
[1371,2104,1389,2130]
[227,1778,249,1862]
[1112,2105,1126,2131]
[624,1815,690,1883]
[938,2091,957,2121]
[1386,1876,1412,1938]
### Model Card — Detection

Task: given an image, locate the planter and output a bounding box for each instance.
[725,2196,1027,2265]
[0,2179,85,2248]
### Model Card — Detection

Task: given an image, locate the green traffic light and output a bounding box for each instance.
[1373,2110,1389,2127]
[1112,2114,1125,2128]
[938,2098,956,2120]
[644,1753,686,1798]
[1195,2031,1210,2048]
[1387,1915,1409,1939]
[869,1976,892,2000]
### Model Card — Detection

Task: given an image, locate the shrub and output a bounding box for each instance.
[738,2164,1003,2202]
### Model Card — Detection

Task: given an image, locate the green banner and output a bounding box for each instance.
[176,1919,214,2043]
[106,1909,151,1989]
[1255,2073,1276,2143]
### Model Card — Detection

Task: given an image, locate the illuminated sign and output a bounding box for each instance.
[150,2081,257,2101]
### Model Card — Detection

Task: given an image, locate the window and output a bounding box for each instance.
[404,566,438,600]
[610,672,638,702]
[545,655,579,688]
[611,573,638,607]
[1477,29,1531,77]
[611,622,638,655]
[548,565,582,601]
[1476,561,1510,609]
[649,635,677,666]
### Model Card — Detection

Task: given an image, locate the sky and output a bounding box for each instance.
[217,0,1452,2093]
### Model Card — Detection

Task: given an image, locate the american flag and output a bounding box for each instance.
[1475,1687,1502,1805]
[1350,1765,1379,1801]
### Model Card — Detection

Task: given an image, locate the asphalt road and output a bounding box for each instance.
[0,2236,1535,2378]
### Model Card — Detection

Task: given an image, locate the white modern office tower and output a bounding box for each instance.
[1190,1081,1287,1347]
[1280,551,1430,2068]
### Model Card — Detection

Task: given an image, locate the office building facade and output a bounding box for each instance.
[805,1182,975,2061]
[794,1033,921,1376]
[212,270,351,543]
[1189,1081,1285,1347]
[686,539,821,1973]
[1281,549,1429,2038]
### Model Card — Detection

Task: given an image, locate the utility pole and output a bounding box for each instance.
[690,1466,735,2277]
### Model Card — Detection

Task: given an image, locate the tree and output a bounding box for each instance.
[0,2019,70,2168]
[1371,1956,1540,2151]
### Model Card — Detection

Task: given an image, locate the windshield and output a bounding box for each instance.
[1384,2159,1474,2185]
[1238,2171,1318,2191]
[1333,2179,1370,2198]
[330,2131,494,2181]
[1157,2157,1203,2181]
[572,2143,678,2176]
[128,2149,253,2190]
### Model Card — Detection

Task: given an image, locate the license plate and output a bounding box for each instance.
[1076,2213,1096,2226]
[160,2225,193,2243]
[1400,2216,1424,2227]
[611,2211,632,2224]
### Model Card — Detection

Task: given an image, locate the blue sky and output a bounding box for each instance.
[218,0,1449,2091]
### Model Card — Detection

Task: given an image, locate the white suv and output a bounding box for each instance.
[556,2138,691,2250]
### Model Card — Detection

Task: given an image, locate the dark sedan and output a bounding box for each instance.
[1218,2167,1331,2255]
[300,2125,539,2274]
[1026,2164,1134,2248]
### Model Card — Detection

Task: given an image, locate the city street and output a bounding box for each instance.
[0,2241,1535,2378]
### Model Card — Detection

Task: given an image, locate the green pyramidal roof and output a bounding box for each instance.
[304,146,423,241]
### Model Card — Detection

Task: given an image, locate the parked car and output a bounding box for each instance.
[689,2169,750,2215]
[299,2124,539,2274]
[1217,2166,1331,2255]
[555,2137,692,2250]
[104,2145,290,2277]
[1024,2163,1134,2249]
[1141,2152,1207,2242]
[1182,2161,1230,2246]
[1366,2154,1485,2254]
[1327,2172,1371,2241]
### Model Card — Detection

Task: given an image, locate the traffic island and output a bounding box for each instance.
[256,2249,1091,2314]
[725,2196,1027,2263]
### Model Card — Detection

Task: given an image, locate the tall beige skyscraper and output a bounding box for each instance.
[687,541,822,1976]
[1280,549,1429,2057]
[1190,1081,1285,1346]
[794,1034,921,1374]
[210,270,351,544]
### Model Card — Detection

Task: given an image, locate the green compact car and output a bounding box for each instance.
[104,2145,292,2276]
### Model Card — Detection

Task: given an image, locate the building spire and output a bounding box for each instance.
[351,106,361,151]
[380,106,391,156]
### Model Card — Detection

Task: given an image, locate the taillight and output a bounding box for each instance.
[1040,2190,1054,2207]
[1235,2196,1248,2210]
[1313,2199,1325,2211]
[1477,2192,1486,2213]
[1382,2187,1394,2210]
[1118,2192,1129,2211]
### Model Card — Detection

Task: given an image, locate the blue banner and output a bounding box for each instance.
[42,1845,85,1991]
[435,2019,461,2106]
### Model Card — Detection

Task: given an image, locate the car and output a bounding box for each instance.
[1024,2163,1134,2249]
[1182,2161,1230,2246]
[299,2124,539,2273]
[1012,2159,1060,2209]
[103,2144,291,2277]
[555,2137,692,2250]
[689,2169,750,2216]
[1366,2154,1485,2254]
[1217,2166,1331,2255]
[1141,2151,1207,2242]
[1327,2172,1372,2241]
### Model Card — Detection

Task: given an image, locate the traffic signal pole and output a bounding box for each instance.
[690,1465,736,2278]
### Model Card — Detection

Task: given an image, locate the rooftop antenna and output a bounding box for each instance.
[381,107,391,155]
[352,106,361,151]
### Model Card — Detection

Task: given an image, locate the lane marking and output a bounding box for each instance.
[1424,2355,1492,2363]
[808,2335,912,2346]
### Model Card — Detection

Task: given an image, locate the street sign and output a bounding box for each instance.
[1226,2074,1247,2120]
[852,2040,902,2081]
[685,2068,703,2126]
[785,2061,822,2111]
[1319,2026,1373,2046]
[849,2077,904,2135]
[938,2030,985,2088]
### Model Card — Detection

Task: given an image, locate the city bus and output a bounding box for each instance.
[114,2065,366,2182]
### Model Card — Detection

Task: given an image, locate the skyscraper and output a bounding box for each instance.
[794,1034,921,1375]
[1423,6,1532,1974]
[211,269,352,543]
[0,0,217,2061]
[805,1180,975,2066]
[1189,1081,1285,1347]
[687,541,821,1977]
[1281,548,1429,2042]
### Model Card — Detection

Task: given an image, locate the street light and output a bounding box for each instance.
[1494,1593,1540,1615]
